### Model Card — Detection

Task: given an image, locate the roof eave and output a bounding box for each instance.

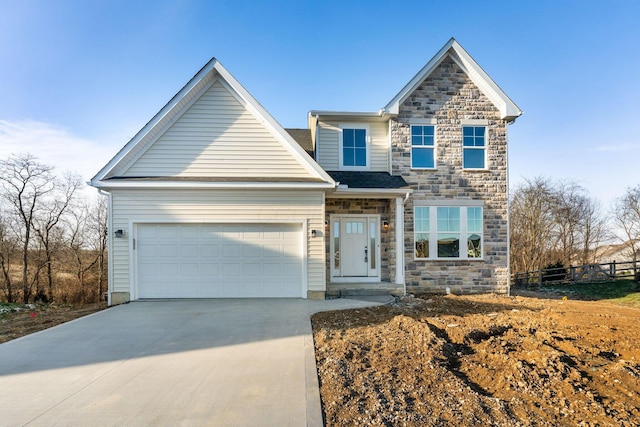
[326,187,413,199]
[309,110,395,122]
[384,38,523,122]
[89,180,337,190]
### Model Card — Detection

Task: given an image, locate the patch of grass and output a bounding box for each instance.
[540,279,640,305]
[0,302,33,315]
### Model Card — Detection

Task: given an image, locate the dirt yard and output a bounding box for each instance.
[312,294,640,426]
[0,303,107,344]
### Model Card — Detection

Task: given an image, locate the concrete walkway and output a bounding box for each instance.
[0,298,383,426]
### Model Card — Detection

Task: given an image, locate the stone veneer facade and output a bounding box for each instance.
[392,55,509,294]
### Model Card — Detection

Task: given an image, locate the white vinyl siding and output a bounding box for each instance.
[123,80,312,179]
[316,121,389,171]
[110,189,325,298]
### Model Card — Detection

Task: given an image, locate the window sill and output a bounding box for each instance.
[339,166,370,172]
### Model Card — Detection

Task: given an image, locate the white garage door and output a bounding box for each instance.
[136,223,303,298]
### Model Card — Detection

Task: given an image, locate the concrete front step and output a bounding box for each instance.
[340,288,392,297]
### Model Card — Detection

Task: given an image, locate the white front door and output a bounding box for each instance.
[331,215,380,280]
[341,219,368,276]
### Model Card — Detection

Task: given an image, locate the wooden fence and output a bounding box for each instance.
[512,260,639,287]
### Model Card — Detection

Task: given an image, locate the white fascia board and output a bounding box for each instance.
[90,180,336,190]
[326,188,413,199]
[309,110,393,122]
[384,38,522,122]
[448,41,522,121]
[91,58,220,182]
[92,58,335,186]
[384,38,455,115]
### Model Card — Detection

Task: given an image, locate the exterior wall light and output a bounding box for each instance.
[114,229,124,238]
[382,221,390,230]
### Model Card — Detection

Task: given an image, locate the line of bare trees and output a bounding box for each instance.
[0,154,107,304]
[510,177,640,274]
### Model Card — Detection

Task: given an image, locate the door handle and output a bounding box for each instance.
[364,246,368,263]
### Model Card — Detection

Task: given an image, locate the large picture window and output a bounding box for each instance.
[414,205,483,260]
[411,125,435,169]
[462,126,486,169]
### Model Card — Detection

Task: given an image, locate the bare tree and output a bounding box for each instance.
[613,185,640,277]
[510,177,558,273]
[552,181,587,265]
[32,172,82,301]
[510,177,609,273]
[87,196,108,298]
[0,213,19,302]
[577,198,609,264]
[66,197,107,303]
[0,154,56,303]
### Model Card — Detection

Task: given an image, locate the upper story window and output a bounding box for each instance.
[411,125,435,169]
[462,126,486,169]
[339,125,369,170]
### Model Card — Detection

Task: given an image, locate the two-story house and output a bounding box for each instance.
[91,38,521,305]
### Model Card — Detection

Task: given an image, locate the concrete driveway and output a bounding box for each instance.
[0,298,384,427]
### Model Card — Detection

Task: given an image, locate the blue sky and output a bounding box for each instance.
[1,0,639,208]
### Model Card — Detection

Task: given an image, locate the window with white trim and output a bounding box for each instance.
[411,125,435,169]
[462,126,486,169]
[340,127,368,169]
[414,205,483,260]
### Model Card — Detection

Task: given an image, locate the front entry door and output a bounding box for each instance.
[341,219,368,276]
[331,215,380,280]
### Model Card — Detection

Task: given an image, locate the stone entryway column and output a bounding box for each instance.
[395,196,405,290]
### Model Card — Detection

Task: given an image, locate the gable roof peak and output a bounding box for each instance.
[90,57,335,187]
[384,38,522,122]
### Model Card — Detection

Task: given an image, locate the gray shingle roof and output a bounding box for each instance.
[285,129,314,158]
[326,171,409,189]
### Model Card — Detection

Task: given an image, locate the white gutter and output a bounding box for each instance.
[90,180,337,190]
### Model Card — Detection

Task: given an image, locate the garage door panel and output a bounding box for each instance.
[179,244,199,257]
[200,244,220,257]
[158,226,178,238]
[137,223,303,298]
[243,244,263,257]
[158,244,179,257]
[223,243,242,258]
[180,263,199,276]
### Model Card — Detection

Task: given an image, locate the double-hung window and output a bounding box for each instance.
[462,126,486,169]
[411,125,435,169]
[340,126,368,170]
[414,205,483,260]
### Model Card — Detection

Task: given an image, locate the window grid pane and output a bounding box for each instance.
[438,234,460,258]
[342,128,367,167]
[468,234,481,258]
[463,148,485,169]
[462,126,486,147]
[414,207,430,258]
